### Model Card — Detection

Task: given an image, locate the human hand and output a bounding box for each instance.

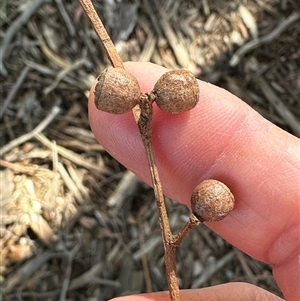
[88,62,299,301]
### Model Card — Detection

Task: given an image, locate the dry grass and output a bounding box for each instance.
[1,0,299,300]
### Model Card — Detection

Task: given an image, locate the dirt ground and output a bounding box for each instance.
[1,0,299,300]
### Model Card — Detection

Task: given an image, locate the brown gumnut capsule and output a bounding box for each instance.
[152,69,199,114]
[191,179,234,222]
[94,67,141,114]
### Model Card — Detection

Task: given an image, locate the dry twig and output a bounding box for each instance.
[59,243,81,301]
[0,65,31,119]
[3,251,60,294]
[0,104,61,156]
[230,12,300,66]
[256,76,300,137]
[43,58,89,95]
[35,133,109,176]
[191,251,235,288]
[0,0,48,76]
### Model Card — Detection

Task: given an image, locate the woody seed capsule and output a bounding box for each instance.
[191,179,234,222]
[94,67,141,114]
[152,69,199,114]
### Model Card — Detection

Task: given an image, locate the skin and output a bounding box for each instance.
[89,62,300,301]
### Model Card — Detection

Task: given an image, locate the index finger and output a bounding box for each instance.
[89,62,299,301]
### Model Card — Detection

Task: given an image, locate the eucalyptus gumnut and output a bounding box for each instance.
[191,179,234,222]
[94,67,141,114]
[152,69,199,114]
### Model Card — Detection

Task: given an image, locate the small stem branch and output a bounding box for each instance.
[78,0,124,68]
[172,215,201,247]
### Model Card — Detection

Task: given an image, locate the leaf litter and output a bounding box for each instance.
[1,0,299,300]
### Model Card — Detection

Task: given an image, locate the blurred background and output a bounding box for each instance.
[1,0,299,300]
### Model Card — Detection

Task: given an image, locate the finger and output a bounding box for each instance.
[109,283,284,301]
[89,62,300,301]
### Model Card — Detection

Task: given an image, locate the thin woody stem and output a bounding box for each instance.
[138,94,180,301]
[78,0,124,68]
[135,96,201,300]
[137,95,172,241]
